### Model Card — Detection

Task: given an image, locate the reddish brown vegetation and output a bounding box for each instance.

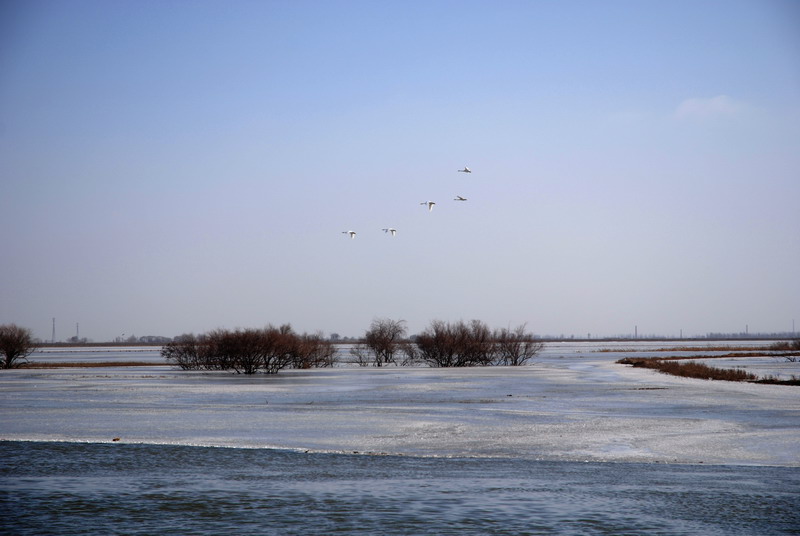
[600,346,798,354]
[413,320,543,367]
[618,357,758,382]
[639,352,800,361]
[351,319,544,368]
[161,325,335,374]
[618,357,800,385]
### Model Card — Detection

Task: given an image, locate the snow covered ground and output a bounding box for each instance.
[1,342,798,466]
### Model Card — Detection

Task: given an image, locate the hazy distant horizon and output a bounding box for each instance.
[2,1,798,343]
[32,321,800,345]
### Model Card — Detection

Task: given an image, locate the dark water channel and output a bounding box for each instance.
[1,441,798,535]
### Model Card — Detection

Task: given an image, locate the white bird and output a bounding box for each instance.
[454,195,467,201]
[382,228,397,236]
[342,230,356,239]
[420,201,436,211]
[458,166,471,173]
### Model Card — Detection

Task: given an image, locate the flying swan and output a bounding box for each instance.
[454,195,467,201]
[382,228,397,236]
[342,230,356,239]
[458,166,471,173]
[420,201,436,211]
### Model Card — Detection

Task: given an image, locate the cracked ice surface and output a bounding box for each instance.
[1,349,798,465]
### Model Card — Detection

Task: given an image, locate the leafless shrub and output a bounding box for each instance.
[397,340,420,366]
[225,328,269,374]
[768,340,800,351]
[162,325,307,374]
[460,319,496,366]
[260,324,299,374]
[494,324,544,366]
[768,340,800,361]
[350,343,374,367]
[161,333,207,370]
[414,320,460,367]
[363,318,408,367]
[415,320,499,367]
[292,332,337,369]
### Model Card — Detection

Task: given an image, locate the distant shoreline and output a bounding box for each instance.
[33,335,798,349]
[19,361,157,368]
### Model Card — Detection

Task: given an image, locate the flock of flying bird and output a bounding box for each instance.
[342,166,472,239]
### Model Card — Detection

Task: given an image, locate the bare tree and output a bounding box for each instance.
[223,328,268,375]
[161,333,208,370]
[262,324,299,374]
[397,339,420,366]
[415,320,462,367]
[364,318,408,366]
[494,324,544,366]
[0,324,37,369]
[459,319,495,366]
[204,328,240,371]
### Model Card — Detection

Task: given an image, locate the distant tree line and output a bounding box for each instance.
[1,319,544,374]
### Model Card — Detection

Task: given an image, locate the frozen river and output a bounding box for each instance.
[2,342,799,535]
[1,341,798,465]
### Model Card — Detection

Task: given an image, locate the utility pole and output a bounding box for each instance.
[51,318,55,344]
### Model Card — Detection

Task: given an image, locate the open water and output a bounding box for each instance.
[2,441,798,535]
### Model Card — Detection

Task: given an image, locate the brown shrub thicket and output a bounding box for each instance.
[293,332,337,369]
[161,325,335,374]
[414,320,542,367]
[768,339,800,360]
[352,319,543,368]
[161,319,544,371]
[618,357,759,382]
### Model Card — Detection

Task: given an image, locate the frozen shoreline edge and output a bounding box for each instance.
[3,438,798,469]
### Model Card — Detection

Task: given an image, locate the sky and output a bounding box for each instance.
[1,0,799,342]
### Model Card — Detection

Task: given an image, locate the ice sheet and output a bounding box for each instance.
[2,348,798,466]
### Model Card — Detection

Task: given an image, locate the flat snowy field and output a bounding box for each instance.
[1,343,798,466]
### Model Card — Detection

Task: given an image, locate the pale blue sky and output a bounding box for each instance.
[2,0,798,341]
